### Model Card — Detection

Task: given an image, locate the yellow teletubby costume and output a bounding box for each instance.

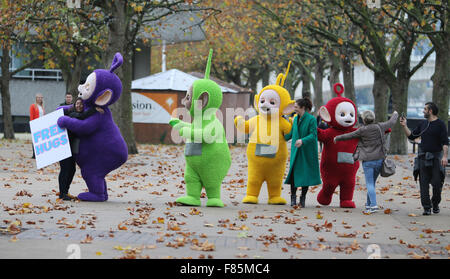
[234,62,295,204]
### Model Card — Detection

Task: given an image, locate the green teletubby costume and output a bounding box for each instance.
[169,49,231,207]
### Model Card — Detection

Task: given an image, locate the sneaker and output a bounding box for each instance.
[423,209,432,215]
[60,193,75,201]
[363,206,379,214]
[432,206,440,214]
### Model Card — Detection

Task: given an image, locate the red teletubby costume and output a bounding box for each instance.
[317,83,359,208]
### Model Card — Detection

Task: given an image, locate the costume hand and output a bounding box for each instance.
[57,116,67,128]
[234,116,245,126]
[295,139,303,148]
[169,118,181,128]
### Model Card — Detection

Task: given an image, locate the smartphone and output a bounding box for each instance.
[401,112,406,119]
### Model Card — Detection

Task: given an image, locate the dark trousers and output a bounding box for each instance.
[291,185,309,197]
[58,156,76,196]
[418,158,443,210]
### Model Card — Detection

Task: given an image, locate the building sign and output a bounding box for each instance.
[29,109,72,169]
[132,92,178,124]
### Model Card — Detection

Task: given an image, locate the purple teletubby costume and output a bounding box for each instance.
[57,53,128,202]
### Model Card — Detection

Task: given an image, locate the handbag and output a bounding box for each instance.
[353,142,361,161]
[377,124,396,177]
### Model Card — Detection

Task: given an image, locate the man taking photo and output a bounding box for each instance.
[400,102,448,215]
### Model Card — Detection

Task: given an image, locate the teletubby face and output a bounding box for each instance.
[183,84,210,114]
[182,86,193,110]
[78,72,96,101]
[258,89,281,115]
[335,101,356,127]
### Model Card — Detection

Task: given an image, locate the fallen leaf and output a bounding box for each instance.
[80,234,93,244]
[335,232,356,238]
[118,223,128,230]
[191,240,215,251]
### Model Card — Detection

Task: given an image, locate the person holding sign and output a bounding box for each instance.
[58,98,103,200]
[30,109,72,169]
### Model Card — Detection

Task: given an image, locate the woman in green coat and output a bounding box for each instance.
[284,98,322,207]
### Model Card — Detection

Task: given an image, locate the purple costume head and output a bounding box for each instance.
[78,53,123,107]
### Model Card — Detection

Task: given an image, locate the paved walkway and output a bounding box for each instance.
[0,135,448,259]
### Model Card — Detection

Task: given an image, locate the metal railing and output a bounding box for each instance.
[10,68,63,81]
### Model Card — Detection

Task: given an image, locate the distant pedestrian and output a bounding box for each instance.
[400,102,448,215]
[334,110,398,214]
[285,98,321,207]
[316,115,328,151]
[60,93,73,106]
[29,93,45,158]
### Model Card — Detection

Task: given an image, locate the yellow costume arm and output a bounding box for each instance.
[280,117,292,136]
[235,116,257,135]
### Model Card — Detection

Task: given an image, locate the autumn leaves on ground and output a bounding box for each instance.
[0,139,449,259]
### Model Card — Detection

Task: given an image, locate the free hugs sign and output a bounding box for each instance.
[29,109,72,169]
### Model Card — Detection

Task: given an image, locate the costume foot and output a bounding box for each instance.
[206,198,224,207]
[176,196,201,206]
[242,195,258,204]
[340,200,356,208]
[268,196,287,205]
[317,191,332,206]
[78,192,107,202]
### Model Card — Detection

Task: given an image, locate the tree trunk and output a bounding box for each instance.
[103,0,138,154]
[372,72,389,123]
[282,63,298,100]
[388,35,415,155]
[1,45,15,139]
[301,67,311,99]
[312,58,324,115]
[431,47,450,126]
[328,50,341,91]
[247,66,259,106]
[341,51,356,103]
[389,76,409,155]
[65,52,86,99]
[261,63,270,87]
